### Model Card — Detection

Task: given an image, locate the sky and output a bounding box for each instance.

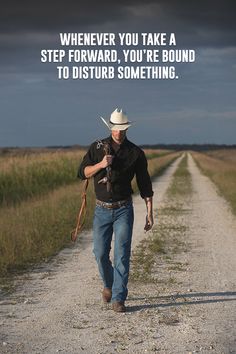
[0,0,236,147]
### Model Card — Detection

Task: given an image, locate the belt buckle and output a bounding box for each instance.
[104,201,113,209]
[107,201,119,209]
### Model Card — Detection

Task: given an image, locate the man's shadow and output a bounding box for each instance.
[127,291,236,312]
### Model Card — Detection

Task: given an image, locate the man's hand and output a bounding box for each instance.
[84,155,113,178]
[144,214,154,232]
[99,154,113,169]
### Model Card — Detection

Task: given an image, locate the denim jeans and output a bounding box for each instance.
[93,201,134,302]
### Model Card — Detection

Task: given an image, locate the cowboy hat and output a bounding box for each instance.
[100,108,132,131]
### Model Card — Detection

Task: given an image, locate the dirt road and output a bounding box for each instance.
[1,154,236,354]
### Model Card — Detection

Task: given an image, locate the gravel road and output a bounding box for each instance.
[1,153,236,354]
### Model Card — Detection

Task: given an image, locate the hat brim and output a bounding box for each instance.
[100,117,132,131]
[110,123,131,131]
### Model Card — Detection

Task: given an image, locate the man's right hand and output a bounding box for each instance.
[99,155,113,169]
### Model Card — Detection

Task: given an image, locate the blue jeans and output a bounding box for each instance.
[93,201,134,302]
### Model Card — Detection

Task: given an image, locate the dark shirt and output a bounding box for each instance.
[78,136,154,202]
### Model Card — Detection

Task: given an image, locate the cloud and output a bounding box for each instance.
[1,1,235,41]
[0,1,235,146]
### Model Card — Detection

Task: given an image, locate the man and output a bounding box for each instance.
[78,108,153,312]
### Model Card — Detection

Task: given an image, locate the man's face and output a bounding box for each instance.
[111,129,127,144]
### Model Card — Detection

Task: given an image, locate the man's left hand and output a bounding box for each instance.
[144,214,154,232]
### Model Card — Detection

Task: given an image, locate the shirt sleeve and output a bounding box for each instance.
[77,143,97,180]
[135,150,154,198]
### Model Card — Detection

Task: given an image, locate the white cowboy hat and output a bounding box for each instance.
[100,108,132,131]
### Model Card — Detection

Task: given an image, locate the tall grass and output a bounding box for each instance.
[0,150,180,276]
[0,182,95,275]
[192,151,236,215]
[204,149,236,163]
[0,151,85,206]
[144,149,173,159]
[146,152,181,178]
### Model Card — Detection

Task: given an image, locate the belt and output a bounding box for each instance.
[96,197,132,209]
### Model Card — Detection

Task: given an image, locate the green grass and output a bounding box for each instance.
[0,151,84,206]
[167,154,192,197]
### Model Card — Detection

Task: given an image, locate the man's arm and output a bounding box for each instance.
[78,141,113,180]
[135,150,154,232]
[84,155,113,178]
[144,197,154,232]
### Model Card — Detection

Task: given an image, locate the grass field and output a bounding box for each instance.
[204,149,236,163]
[0,149,180,276]
[0,150,85,206]
[143,149,173,159]
[192,150,236,215]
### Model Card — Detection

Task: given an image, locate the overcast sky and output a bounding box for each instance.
[0,0,235,147]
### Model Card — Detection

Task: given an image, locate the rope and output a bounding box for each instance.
[70,179,89,242]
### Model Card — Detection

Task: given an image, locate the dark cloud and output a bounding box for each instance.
[0,0,235,67]
[0,0,144,33]
[159,1,236,28]
[1,0,236,35]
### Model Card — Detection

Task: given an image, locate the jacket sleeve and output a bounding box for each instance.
[135,150,154,198]
[77,143,97,180]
